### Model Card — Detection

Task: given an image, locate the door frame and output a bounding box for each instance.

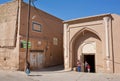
[83,54,95,72]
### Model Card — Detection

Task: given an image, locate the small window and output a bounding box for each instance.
[53,37,58,45]
[32,21,42,32]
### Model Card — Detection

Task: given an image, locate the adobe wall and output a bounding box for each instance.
[0,1,19,70]
[19,2,63,70]
[111,14,120,73]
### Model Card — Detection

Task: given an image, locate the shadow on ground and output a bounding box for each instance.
[31,65,64,72]
[28,75,42,76]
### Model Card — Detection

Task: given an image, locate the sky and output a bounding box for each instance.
[0,0,120,20]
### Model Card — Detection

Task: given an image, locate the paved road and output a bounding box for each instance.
[30,71,120,81]
[0,70,33,81]
[0,70,120,81]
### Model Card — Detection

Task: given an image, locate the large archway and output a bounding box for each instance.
[70,28,102,72]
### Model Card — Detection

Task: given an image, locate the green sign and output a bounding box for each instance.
[22,41,31,48]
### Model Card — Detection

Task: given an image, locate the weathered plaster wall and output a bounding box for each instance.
[111,14,120,73]
[0,1,19,70]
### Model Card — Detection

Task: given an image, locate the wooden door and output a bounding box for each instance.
[30,52,44,70]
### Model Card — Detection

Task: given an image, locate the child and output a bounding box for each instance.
[87,64,90,73]
[25,61,30,75]
[85,61,88,72]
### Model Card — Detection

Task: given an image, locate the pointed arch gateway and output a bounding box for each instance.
[70,28,102,72]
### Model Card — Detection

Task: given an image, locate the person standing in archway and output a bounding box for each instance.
[77,60,81,72]
[87,64,91,73]
[85,61,88,72]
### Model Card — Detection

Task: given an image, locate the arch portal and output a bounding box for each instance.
[70,28,102,72]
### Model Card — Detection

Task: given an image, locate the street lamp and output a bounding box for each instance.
[25,0,31,75]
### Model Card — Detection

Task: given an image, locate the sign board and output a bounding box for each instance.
[21,41,31,48]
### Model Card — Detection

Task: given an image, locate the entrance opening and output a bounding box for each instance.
[84,55,95,72]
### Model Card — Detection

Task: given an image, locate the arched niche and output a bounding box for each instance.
[69,28,101,68]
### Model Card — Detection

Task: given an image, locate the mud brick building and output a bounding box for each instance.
[0,0,63,70]
[63,14,120,73]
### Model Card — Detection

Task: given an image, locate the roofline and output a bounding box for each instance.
[0,1,63,21]
[63,13,111,23]
[0,0,14,6]
[23,2,63,21]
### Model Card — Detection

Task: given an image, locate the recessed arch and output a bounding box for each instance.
[69,27,102,69]
[70,27,101,44]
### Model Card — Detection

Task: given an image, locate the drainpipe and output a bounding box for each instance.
[110,19,115,73]
[103,17,111,71]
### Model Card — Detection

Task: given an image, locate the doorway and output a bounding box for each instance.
[84,55,95,72]
[30,51,44,70]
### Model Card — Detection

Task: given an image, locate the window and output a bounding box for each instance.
[53,37,58,45]
[32,21,42,32]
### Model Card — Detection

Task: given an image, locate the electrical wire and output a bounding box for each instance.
[31,0,49,28]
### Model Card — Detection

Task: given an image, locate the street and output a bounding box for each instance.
[0,69,120,81]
